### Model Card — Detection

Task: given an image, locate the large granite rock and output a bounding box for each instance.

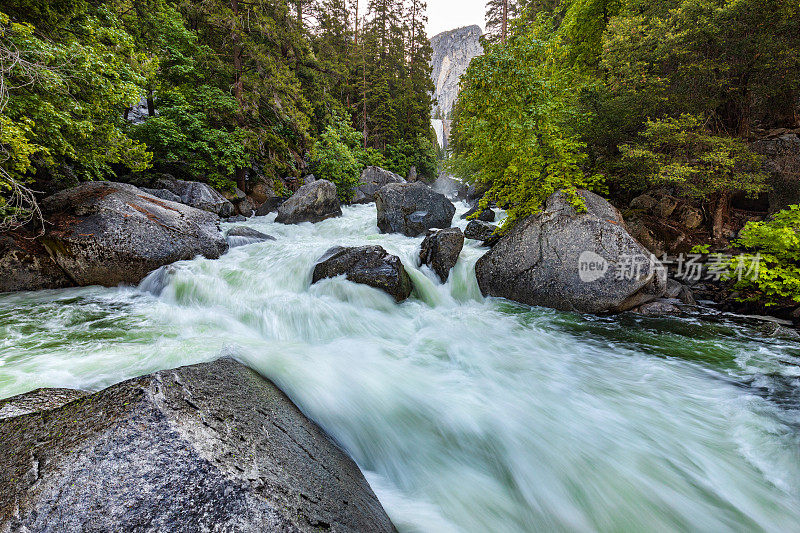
[430,25,483,121]
[38,182,228,287]
[475,190,667,314]
[276,179,342,224]
[312,245,413,302]
[375,183,456,237]
[352,167,406,204]
[461,204,495,222]
[0,358,395,532]
[419,228,464,282]
[0,230,72,293]
[225,226,276,248]
[154,176,235,217]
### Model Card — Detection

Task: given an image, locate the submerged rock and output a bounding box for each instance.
[0,358,395,532]
[154,176,235,217]
[276,179,342,224]
[419,228,464,282]
[665,278,697,305]
[312,245,413,302]
[375,182,456,237]
[38,182,228,287]
[352,166,406,204]
[475,190,667,314]
[225,226,276,247]
[633,298,683,316]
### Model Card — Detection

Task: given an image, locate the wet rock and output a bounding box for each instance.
[0,388,87,420]
[0,358,395,532]
[236,197,255,217]
[464,220,498,243]
[225,226,276,247]
[352,166,405,204]
[276,180,342,224]
[154,176,235,217]
[461,204,495,222]
[303,174,317,186]
[312,245,413,302]
[419,228,464,282]
[38,182,228,287]
[634,298,683,316]
[255,197,284,216]
[653,196,679,218]
[375,182,456,237]
[475,190,667,314]
[249,180,281,206]
[665,278,697,305]
[675,205,704,229]
[0,229,72,293]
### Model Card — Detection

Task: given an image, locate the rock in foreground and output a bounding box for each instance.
[475,190,666,314]
[352,166,406,204]
[0,358,395,532]
[225,226,276,247]
[276,179,342,224]
[375,183,456,237]
[312,245,413,302]
[39,182,228,287]
[0,230,72,293]
[419,228,464,282]
[464,220,498,244]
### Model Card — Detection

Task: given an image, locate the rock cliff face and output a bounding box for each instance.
[429,25,483,149]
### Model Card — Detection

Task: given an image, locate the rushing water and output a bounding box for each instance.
[2,202,800,532]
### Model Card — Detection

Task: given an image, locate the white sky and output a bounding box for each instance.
[355,1,486,38]
[425,0,486,37]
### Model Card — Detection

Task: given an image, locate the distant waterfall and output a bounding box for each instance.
[431,119,445,149]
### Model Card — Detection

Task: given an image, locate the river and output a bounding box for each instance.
[1,202,799,532]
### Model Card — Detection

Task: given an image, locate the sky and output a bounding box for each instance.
[425,0,486,37]
[355,1,487,38]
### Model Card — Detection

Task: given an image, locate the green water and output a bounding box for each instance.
[1,203,799,532]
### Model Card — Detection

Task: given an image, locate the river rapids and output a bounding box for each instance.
[1,202,799,532]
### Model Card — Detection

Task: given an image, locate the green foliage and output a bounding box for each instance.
[449,28,601,227]
[311,112,363,201]
[130,87,247,191]
[619,115,767,202]
[728,205,800,305]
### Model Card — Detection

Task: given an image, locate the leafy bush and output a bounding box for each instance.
[728,205,800,306]
[130,86,247,191]
[619,114,767,239]
[311,112,364,202]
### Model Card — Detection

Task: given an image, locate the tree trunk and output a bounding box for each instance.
[502,0,508,43]
[712,190,731,242]
[146,88,155,117]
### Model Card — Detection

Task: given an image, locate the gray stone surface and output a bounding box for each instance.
[752,133,800,213]
[475,190,667,314]
[0,230,72,293]
[419,228,464,282]
[430,25,483,121]
[665,278,697,305]
[140,187,182,204]
[464,220,498,244]
[461,205,495,222]
[0,388,87,421]
[375,183,456,237]
[312,246,413,302]
[225,226,276,248]
[352,167,405,204]
[39,182,228,287]
[154,176,235,217]
[276,180,342,224]
[0,358,395,533]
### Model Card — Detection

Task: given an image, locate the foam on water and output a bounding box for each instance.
[1,202,799,532]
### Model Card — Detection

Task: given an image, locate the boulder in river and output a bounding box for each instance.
[225,226,276,247]
[464,220,499,244]
[475,190,667,314]
[38,182,228,287]
[352,166,406,204]
[461,204,495,222]
[312,245,413,302]
[154,176,235,217]
[375,182,456,237]
[0,229,72,293]
[0,358,395,532]
[276,179,342,224]
[419,228,464,282]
